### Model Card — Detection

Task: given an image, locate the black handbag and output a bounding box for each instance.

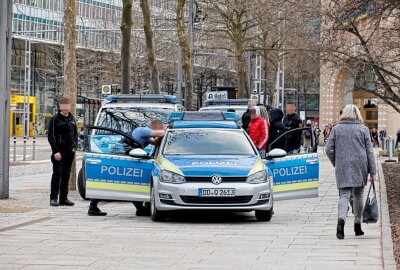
[362,181,379,223]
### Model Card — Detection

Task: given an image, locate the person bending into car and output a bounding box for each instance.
[248,106,269,158]
[87,120,167,216]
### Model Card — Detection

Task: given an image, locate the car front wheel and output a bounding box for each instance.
[150,185,166,221]
[255,207,273,222]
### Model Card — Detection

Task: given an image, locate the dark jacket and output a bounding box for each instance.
[267,108,286,151]
[283,113,302,152]
[241,109,251,132]
[48,112,78,154]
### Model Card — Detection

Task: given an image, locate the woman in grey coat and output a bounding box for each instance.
[325,104,376,239]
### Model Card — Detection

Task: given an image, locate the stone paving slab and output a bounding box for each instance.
[0,151,390,269]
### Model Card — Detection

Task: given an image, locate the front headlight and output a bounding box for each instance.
[160,170,186,184]
[246,170,268,184]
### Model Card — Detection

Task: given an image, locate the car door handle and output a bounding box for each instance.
[87,158,102,164]
[306,159,318,165]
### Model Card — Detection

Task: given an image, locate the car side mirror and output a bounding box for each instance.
[129,148,149,159]
[266,148,287,159]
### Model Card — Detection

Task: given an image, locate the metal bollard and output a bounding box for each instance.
[385,136,396,163]
[32,136,36,160]
[13,136,16,162]
[23,136,26,161]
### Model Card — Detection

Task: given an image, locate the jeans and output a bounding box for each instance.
[338,186,364,223]
[50,150,75,202]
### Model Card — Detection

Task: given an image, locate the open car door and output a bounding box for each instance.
[83,126,153,202]
[265,127,319,201]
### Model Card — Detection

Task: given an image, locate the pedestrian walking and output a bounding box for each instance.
[283,102,302,153]
[371,128,379,147]
[88,119,167,216]
[248,106,269,158]
[324,104,376,239]
[379,129,387,149]
[47,97,78,207]
[241,99,257,132]
[267,108,286,151]
[396,128,400,149]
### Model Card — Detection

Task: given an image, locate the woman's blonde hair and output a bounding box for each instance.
[339,104,363,122]
[259,105,270,125]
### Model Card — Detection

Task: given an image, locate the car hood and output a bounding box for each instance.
[157,155,263,176]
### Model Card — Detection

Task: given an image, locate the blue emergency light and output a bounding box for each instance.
[106,94,177,104]
[167,111,239,122]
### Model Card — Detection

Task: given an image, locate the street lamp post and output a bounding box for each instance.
[0,0,12,199]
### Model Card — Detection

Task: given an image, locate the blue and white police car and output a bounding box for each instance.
[82,111,319,222]
[77,94,185,199]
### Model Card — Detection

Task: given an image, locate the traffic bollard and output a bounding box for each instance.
[32,136,36,160]
[23,136,26,161]
[386,136,396,163]
[13,136,16,162]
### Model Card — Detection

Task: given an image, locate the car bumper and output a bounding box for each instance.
[154,178,272,211]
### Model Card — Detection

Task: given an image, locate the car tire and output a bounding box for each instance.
[77,167,88,200]
[150,185,166,222]
[255,207,273,222]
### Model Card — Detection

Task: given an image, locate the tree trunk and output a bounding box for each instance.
[63,0,77,190]
[236,52,249,98]
[121,0,133,94]
[140,0,160,94]
[176,0,193,110]
[262,51,268,105]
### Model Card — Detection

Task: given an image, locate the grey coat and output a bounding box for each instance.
[325,120,376,189]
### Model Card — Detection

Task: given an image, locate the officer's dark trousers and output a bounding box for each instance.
[50,150,75,201]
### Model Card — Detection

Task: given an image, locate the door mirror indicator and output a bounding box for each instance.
[266,148,287,159]
[129,148,149,158]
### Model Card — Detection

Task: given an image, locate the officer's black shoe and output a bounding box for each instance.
[59,199,75,206]
[50,199,59,207]
[88,206,107,216]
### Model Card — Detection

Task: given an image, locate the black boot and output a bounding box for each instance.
[354,223,364,236]
[336,219,345,239]
[88,205,107,216]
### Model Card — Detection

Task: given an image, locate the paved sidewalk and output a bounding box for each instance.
[0,152,387,270]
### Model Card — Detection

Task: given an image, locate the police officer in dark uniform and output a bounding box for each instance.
[48,97,78,207]
[283,102,303,153]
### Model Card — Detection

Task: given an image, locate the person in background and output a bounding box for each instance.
[396,128,400,149]
[87,120,167,216]
[301,120,313,153]
[323,124,332,144]
[371,128,379,147]
[47,97,78,207]
[379,128,387,149]
[267,108,286,151]
[283,102,302,153]
[248,106,269,158]
[241,99,257,132]
[325,104,376,239]
[314,123,321,146]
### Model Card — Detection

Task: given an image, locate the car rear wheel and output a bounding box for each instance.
[150,185,166,222]
[255,207,273,222]
[77,168,88,200]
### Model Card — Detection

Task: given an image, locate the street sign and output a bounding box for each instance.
[205,91,228,100]
[102,85,111,95]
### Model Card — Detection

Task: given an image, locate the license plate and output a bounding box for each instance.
[198,188,235,197]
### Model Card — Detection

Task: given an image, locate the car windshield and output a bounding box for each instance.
[163,129,256,155]
[96,107,172,133]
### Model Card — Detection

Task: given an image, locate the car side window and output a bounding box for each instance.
[86,127,137,156]
[268,127,316,155]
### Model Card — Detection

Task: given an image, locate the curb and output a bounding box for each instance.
[378,157,397,270]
